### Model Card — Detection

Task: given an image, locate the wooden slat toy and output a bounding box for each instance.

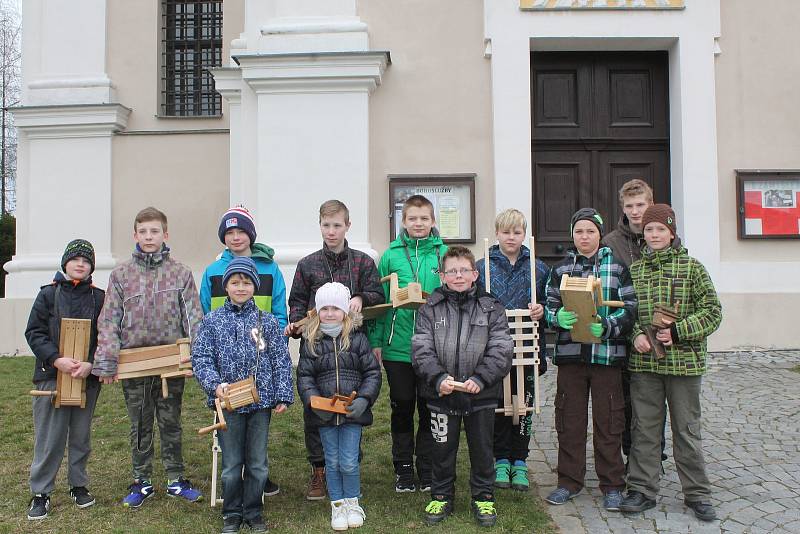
[485,237,542,424]
[559,275,625,344]
[292,309,317,334]
[310,391,357,415]
[197,376,260,436]
[362,273,427,319]
[29,318,92,408]
[644,302,681,359]
[117,338,192,398]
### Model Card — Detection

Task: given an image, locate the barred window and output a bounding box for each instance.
[161,0,223,117]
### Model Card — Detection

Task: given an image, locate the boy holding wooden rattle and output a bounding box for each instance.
[412,246,512,527]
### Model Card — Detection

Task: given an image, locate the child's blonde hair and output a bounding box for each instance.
[302,312,357,356]
[494,208,527,233]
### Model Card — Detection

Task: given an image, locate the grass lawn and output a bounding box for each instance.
[0,356,554,533]
[793,365,800,374]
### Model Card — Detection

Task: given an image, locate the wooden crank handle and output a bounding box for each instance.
[198,422,225,435]
[29,390,57,397]
[380,275,393,283]
[601,300,626,308]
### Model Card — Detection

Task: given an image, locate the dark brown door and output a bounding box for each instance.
[531,51,670,263]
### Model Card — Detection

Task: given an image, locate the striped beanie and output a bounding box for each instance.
[218,205,257,245]
[223,256,261,291]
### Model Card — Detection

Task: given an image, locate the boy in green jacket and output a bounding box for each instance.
[619,204,722,522]
[368,195,447,492]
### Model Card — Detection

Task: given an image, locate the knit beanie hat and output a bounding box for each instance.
[61,239,96,274]
[218,205,257,245]
[570,207,605,236]
[223,256,261,291]
[314,282,351,314]
[642,204,677,236]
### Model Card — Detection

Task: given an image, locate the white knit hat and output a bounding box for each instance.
[315,282,351,313]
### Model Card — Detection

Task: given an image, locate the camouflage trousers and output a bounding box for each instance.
[121,376,185,481]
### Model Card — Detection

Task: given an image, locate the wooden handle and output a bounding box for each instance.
[529,236,537,303]
[198,422,225,435]
[29,390,56,397]
[602,300,625,308]
[484,238,491,292]
[448,380,470,393]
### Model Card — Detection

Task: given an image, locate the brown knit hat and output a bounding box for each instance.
[642,204,677,235]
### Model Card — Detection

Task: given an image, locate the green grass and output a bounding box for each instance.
[792,365,800,374]
[0,357,554,533]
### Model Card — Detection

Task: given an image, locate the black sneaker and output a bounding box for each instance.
[418,472,432,492]
[245,515,268,532]
[684,500,717,522]
[70,486,96,508]
[27,493,50,520]
[263,478,280,497]
[471,494,497,527]
[395,463,416,493]
[619,490,656,513]
[221,515,242,533]
[424,496,453,525]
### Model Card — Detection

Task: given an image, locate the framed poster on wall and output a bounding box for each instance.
[736,170,800,239]
[388,174,476,244]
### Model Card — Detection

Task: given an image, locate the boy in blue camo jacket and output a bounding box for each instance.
[192,257,294,534]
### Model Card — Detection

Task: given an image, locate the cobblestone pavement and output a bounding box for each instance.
[529,351,800,533]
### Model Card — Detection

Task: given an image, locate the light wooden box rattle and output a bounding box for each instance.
[310,391,357,415]
[559,274,625,344]
[362,273,427,320]
[197,376,261,436]
[29,318,91,408]
[116,338,192,398]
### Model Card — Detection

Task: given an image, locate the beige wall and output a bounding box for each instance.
[716,0,800,262]
[111,133,230,274]
[360,0,495,254]
[0,298,34,355]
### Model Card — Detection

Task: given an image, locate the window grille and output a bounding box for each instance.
[161,0,223,116]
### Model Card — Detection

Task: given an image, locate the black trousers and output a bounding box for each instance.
[304,408,325,467]
[429,407,495,499]
[383,360,432,476]
[493,365,536,462]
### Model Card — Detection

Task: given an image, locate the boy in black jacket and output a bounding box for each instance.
[412,246,513,527]
[24,240,105,520]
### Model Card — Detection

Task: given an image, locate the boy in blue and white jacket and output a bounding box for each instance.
[192,257,293,534]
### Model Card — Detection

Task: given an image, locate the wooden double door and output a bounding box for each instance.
[531,51,671,263]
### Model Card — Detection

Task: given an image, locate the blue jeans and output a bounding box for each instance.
[218,409,270,521]
[319,424,362,501]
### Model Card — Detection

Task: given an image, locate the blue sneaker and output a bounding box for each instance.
[166,478,203,502]
[123,480,155,508]
[545,487,580,505]
[604,490,624,511]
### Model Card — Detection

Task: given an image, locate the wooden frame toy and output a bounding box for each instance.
[559,275,625,344]
[310,391,357,415]
[643,302,680,359]
[484,237,542,424]
[292,309,317,334]
[116,338,192,398]
[362,273,428,320]
[197,376,261,508]
[29,318,92,408]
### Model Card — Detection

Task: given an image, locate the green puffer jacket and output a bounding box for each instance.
[628,245,722,376]
[368,229,447,363]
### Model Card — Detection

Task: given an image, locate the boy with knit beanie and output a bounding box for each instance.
[25,240,106,520]
[193,256,294,533]
[620,204,722,522]
[543,208,637,511]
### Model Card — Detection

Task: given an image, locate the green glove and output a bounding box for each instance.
[556,307,578,330]
[589,322,604,338]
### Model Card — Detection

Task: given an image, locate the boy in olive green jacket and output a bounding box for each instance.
[368,195,447,493]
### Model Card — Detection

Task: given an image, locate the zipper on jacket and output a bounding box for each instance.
[387,311,398,345]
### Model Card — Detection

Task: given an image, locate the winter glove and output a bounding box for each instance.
[589,322,604,338]
[345,397,369,419]
[312,408,335,422]
[556,307,578,330]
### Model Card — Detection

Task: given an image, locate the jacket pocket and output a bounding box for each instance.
[122,294,144,330]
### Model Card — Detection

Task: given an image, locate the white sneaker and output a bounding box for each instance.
[331,499,349,531]
[345,497,365,528]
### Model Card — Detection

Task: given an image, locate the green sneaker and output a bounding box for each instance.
[425,497,453,525]
[510,464,530,491]
[472,499,497,527]
[494,461,511,489]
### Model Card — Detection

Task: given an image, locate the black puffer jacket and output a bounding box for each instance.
[296,330,381,427]
[25,272,105,384]
[412,285,513,415]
